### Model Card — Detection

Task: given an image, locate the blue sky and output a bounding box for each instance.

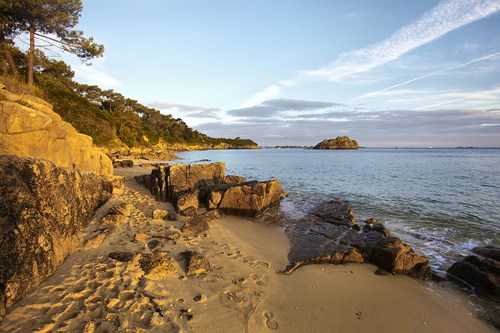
[54,0,500,147]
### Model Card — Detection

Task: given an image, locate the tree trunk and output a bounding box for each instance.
[28,26,35,85]
[2,41,19,78]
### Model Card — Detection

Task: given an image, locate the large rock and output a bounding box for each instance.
[0,89,112,176]
[210,180,284,217]
[284,200,431,278]
[0,155,112,317]
[312,136,359,150]
[447,252,500,299]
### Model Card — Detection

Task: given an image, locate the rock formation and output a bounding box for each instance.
[0,155,112,318]
[284,200,432,278]
[313,136,359,150]
[0,87,112,176]
[137,162,284,218]
[447,245,500,299]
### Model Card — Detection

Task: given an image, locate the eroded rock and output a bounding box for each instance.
[184,251,210,276]
[139,254,176,276]
[181,215,209,234]
[109,252,135,262]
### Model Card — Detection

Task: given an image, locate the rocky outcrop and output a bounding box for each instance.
[313,136,359,150]
[208,180,284,217]
[0,155,112,318]
[447,245,500,299]
[0,88,113,176]
[284,200,431,278]
[137,162,284,218]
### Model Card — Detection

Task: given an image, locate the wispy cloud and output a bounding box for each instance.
[73,64,122,88]
[230,98,341,118]
[242,0,500,107]
[149,101,220,113]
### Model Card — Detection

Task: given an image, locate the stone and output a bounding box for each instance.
[372,223,390,237]
[184,251,210,276]
[207,191,223,210]
[147,239,161,251]
[312,136,359,150]
[224,175,247,184]
[180,206,198,217]
[0,90,112,175]
[109,252,135,262]
[310,200,355,226]
[139,254,176,276]
[134,233,151,241]
[365,218,377,224]
[0,155,112,316]
[166,209,178,221]
[100,213,127,225]
[108,176,125,193]
[181,215,209,234]
[175,190,199,214]
[362,223,372,233]
[202,209,225,222]
[447,255,499,299]
[214,180,284,217]
[152,209,168,220]
[472,245,500,262]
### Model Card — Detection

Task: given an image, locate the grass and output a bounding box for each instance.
[0,75,44,98]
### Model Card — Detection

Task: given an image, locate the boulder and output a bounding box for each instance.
[0,90,112,175]
[0,155,112,317]
[472,245,500,262]
[181,215,209,234]
[184,251,210,276]
[152,209,168,220]
[139,254,176,276]
[312,136,359,150]
[447,255,500,299]
[283,200,432,279]
[224,175,247,184]
[212,180,284,217]
[109,252,135,262]
[175,190,200,215]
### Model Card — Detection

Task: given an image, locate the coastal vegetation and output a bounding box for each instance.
[0,0,257,150]
[313,136,360,149]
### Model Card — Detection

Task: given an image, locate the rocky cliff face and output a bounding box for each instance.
[0,155,112,318]
[0,86,113,176]
[313,136,359,149]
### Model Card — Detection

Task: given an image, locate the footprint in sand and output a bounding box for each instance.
[250,274,266,286]
[264,312,279,330]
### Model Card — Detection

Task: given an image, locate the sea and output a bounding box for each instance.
[177,148,500,274]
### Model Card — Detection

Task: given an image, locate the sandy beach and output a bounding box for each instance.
[0,166,495,333]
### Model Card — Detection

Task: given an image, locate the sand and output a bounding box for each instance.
[0,166,496,333]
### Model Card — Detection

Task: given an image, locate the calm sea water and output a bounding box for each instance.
[177,148,500,272]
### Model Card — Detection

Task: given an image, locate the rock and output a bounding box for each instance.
[108,203,132,217]
[139,254,176,276]
[224,175,247,184]
[0,155,112,315]
[284,200,432,279]
[135,233,151,241]
[184,251,210,276]
[213,180,284,217]
[0,90,112,175]
[207,191,223,210]
[122,160,133,167]
[147,239,161,251]
[365,218,377,224]
[175,190,200,214]
[166,209,178,221]
[202,209,225,222]
[472,245,500,262]
[310,200,355,226]
[108,175,125,193]
[100,213,127,225]
[362,224,372,233]
[181,215,209,234]
[372,223,390,237]
[180,206,198,217]
[447,255,500,299]
[312,136,359,150]
[109,252,135,262]
[352,224,361,231]
[152,209,168,220]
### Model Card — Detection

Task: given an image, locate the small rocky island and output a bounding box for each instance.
[313,136,359,149]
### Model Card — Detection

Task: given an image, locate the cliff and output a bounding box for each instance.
[0,155,112,318]
[0,84,113,176]
[313,136,359,150]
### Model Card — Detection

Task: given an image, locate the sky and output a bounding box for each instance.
[45,0,500,147]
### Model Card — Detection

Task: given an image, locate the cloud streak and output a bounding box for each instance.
[149,101,220,113]
[242,0,500,107]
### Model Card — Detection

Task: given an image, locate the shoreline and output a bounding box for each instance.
[0,166,496,332]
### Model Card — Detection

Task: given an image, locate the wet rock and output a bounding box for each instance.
[472,245,500,262]
[181,215,209,234]
[372,223,390,237]
[109,252,135,262]
[362,223,372,233]
[352,224,361,231]
[139,253,176,276]
[184,251,210,276]
[365,218,377,224]
[310,200,355,226]
[0,155,112,315]
[152,209,168,220]
[447,255,499,299]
